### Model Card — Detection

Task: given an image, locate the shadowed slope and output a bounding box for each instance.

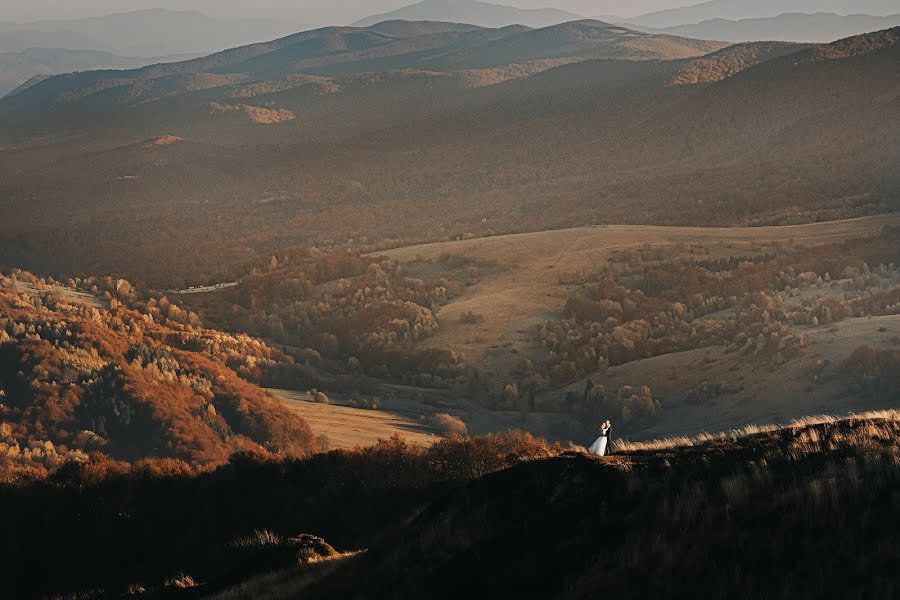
[4,412,895,598]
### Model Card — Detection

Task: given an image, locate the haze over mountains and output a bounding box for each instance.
[3,1,898,96]
[0,9,307,98]
[0,48,197,98]
[353,0,580,28]
[628,1,900,28]
[637,13,900,44]
[0,9,305,56]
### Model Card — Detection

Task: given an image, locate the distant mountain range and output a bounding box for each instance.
[353,0,581,29]
[0,48,197,98]
[0,9,309,100]
[1,19,896,283]
[1,20,726,104]
[635,12,900,43]
[0,9,306,57]
[629,0,900,28]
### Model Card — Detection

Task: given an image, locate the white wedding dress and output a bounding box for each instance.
[588,434,608,457]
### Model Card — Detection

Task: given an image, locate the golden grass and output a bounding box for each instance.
[615,409,899,452]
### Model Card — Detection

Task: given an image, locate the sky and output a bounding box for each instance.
[0,1,698,25]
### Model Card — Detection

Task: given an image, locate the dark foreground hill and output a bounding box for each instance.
[2,411,897,598]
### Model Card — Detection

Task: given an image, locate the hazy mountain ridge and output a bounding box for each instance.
[419,20,726,70]
[630,1,900,28]
[0,9,305,56]
[353,0,581,29]
[639,12,900,43]
[0,47,196,98]
[0,20,725,115]
[0,28,108,53]
[0,9,309,101]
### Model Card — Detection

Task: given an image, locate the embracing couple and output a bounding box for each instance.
[588,420,613,457]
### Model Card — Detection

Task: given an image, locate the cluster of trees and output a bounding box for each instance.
[842,345,900,402]
[15,270,337,391]
[177,249,494,391]
[562,380,660,425]
[535,228,899,387]
[0,271,316,477]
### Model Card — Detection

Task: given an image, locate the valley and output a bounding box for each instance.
[3,216,895,455]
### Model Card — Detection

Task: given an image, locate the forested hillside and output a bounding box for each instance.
[0,270,316,477]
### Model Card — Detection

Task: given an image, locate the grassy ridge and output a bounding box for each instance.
[3,413,898,598]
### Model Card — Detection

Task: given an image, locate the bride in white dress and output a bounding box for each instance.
[588,420,612,456]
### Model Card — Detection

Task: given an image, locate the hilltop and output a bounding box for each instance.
[0,47,183,98]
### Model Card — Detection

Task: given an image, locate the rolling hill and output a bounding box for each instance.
[0,19,724,115]
[353,0,581,29]
[374,217,899,440]
[0,26,896,288]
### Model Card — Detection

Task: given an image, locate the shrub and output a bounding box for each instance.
[428,413,469,436]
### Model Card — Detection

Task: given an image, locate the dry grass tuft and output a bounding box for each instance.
[228,529,282,550]
[164,572,198,589]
